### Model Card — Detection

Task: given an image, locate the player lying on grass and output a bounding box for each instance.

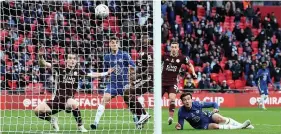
[34,47,114,132]
[176,93,254,130]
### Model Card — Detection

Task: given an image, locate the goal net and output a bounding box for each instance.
[0,1,154,133]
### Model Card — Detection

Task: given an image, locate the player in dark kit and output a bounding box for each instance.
[162,42,197,125]
[34,47,114,132]
[124,35,152,129]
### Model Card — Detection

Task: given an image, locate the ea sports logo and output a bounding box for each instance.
[249,97,257,105]
[23,99,32,107]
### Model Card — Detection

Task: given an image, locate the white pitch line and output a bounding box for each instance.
[254,124,281,127]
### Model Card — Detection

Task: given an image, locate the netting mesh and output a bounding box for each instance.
[0,1,153,133]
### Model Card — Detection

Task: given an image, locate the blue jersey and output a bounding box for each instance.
[104,50,135,94]
[178,101,219,130]
[256,68,272,95]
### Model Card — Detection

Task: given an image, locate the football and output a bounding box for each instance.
[95,4,109,18]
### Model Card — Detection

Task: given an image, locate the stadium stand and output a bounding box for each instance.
[161,1,281,93]
[0,1,153,95]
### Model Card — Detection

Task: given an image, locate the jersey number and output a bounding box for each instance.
[263,75,267,81]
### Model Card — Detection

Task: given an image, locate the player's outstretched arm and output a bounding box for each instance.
[176,111,184,130]
[87,68,115,78]
[38,46,52,68]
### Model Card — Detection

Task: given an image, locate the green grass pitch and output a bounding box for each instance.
[0,109,153,134]
[162,108,281,134]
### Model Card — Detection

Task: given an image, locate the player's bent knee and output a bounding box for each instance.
[102,93,112,103]
[34,102,51,114]
[169,93,177,100]
[208,123,220,129]
[212,113,226,124]
[66,99,79,110]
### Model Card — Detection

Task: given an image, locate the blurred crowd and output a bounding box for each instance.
[161,1,281,93]
[0,1,153,94]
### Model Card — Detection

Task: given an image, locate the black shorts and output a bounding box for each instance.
[162,85,177,96]
[46,96,71,111]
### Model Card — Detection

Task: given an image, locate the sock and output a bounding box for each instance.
[169,100,175,118]
[264,95,268,102]
[132,114,139,123]
[125,96,146,120]
[259,94,265,108]
[94,104,105,125]
[37,112,51,122]
[261,94,266,108]
[72,108,83,126]
[137,95,145,107]
[219,124,241,129]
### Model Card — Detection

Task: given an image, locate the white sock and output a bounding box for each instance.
[219,124,241,129]
[138,95,145,107]
[94,104,105,125]
[260,94,265,108]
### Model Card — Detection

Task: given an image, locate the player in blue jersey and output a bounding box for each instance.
[176,93,254,130]
[91,37,136,129]
[256,61,275,110]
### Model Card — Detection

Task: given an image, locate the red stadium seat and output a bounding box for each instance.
[241,17,246,23]
[131,49,138,61]
[210,73,218,82]
[219,63,225,70]
[252,48,258,55]
[251,41,258,48]
[230,16,235,22]
[225,16,230,22]
[218,75,226,84]
[235,80,244,89]
[109,16,117,26]
[27,45,35,54]
[227,80,235,89]
[59,48,65,55]
[30,24,36,31]
[6,61,13,68]
[251,28,259,37]
[222,57,227,62]
[194,66,202,72]
[8,80,18,90]
[225,70,232,80]
[238,47,243,55]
